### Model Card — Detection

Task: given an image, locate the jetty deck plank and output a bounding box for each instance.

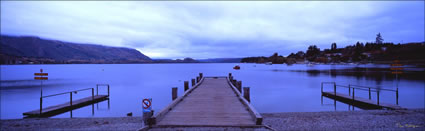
[322,92,402,110]
[157,77,256,126]
[23,95,108,117]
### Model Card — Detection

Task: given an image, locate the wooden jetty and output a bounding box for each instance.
[321,82,403,110]
[23,84,110,118]
[144,73,268,130]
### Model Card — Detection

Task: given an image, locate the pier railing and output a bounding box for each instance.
[96,84,110,96]
[226,76,263,125]
[321,82,399,106]
[150,76,206,125]
[40,84,110,114]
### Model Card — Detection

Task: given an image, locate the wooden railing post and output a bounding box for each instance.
[237,81,242,93]
[352,88,355,100]
[368,88,371,100]
[191,79,195,87]
[172,87,178,101]
[196,76,200,83]
[396,88,399,105]
[228,73,232,78]
[199,73,203,79]
[243,87,250,102]
[184,81,189,92]
[96,85,99,96]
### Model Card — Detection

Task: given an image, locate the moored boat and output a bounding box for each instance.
[233,65,240,70]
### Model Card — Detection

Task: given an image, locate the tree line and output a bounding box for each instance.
[241,33,425,64]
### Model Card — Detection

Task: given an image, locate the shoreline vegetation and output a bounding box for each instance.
[1,35,424,65]
[1,109,423,130]
[242,34,425,66]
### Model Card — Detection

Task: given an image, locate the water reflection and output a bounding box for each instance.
[300,67,425,81]
[1,64,424,119]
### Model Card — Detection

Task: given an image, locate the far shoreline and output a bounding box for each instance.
[1,61,425,66]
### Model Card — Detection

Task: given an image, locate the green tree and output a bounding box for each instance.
[306,45,320,61]
[331,42,337,51]
[376,33,384,44]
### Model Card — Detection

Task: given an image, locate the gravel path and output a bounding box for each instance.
[1,109,423,131]
[263,109,424,130]
[0,117,144,131]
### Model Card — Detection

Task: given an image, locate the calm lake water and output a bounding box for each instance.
[1,63,424,119]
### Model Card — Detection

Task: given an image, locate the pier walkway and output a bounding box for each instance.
[145,75,268,130]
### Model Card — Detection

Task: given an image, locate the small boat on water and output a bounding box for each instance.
[233,65,240,70]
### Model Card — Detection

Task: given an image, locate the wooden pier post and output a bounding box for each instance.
[191,79,195,86]
[237,81,242,93]
[143,110,154,126]
[228,73,232,78]
[243,87,250,102]
[196,77,200,83]
[352,88,355,100]
[172,87,178,101]
[184,81,189,92]
[199,73,203,79]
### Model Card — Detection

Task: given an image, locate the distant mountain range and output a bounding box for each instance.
[0,35,152,64]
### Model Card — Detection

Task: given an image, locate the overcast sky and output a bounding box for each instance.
[1,1,424,59]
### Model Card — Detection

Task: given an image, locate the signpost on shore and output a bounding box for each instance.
[34,69,48,97]
[35,69,48,114]
[142,98,153,126]
[142,98,152,113]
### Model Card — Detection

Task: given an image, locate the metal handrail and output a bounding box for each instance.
[42,88,93,98]
[39,84,109,115]
[350,85,397,92]
[321,82,399,106]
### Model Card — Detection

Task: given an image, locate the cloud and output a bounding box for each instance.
[1,1,424,59]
